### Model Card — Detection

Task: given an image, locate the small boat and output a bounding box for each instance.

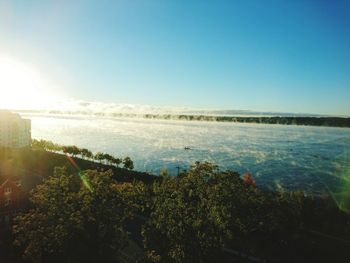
[184,146,191,150]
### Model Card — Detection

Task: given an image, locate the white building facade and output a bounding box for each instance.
[0,110,31,148]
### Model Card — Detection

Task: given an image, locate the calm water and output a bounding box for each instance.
[25,114,350,194]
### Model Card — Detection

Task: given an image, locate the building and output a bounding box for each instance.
[0,110,31,148]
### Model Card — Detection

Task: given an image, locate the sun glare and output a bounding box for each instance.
[0,55,57,110]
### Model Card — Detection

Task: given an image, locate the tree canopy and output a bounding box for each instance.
[9,161,350,263]
[31,139,133,170]
[142,162,304,262]
[13,167,138,263]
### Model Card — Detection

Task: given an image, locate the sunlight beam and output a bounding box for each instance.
[0,55,59,110]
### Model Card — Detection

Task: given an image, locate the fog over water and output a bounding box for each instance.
[25,114,350,194]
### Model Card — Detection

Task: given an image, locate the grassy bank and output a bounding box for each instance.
[0,148,157,185]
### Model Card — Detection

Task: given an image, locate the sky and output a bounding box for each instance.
[0,0,349,115]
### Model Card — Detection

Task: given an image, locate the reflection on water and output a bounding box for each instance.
[26,114,350,194]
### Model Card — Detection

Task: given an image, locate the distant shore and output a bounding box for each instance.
[17,110,350,128]
[142,114,350,128]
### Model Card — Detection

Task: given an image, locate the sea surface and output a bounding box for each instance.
[24,114,350,194]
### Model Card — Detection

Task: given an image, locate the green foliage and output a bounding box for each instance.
[32,139,62,152]
[94,151,104,163]
[142,162,232,262]
[32,139,133,170]
[5,150,350,263]
[13,167,138,263]
[159,168,169,177]
[142,162,304,262]
[81,148,93,159]
[113,157,122,167]
[103,153,114,165]
[123,156,134,170]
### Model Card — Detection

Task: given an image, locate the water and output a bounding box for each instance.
[25,114,350,194]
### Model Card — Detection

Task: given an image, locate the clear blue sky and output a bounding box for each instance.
[0,0,349,115]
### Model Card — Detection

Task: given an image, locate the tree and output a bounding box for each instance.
[71,146,80,157]
[123,157,134,170]
[103,153,114,165]
[142,162,229,262]
[112,157,122,168]
[142,162,303,262]
[31,139,46,150]
[81,148,93,160]
[13,167,137,263]
[94,152,104,163]
[62,146,74,156]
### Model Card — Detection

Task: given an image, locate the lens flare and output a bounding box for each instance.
[330,150,350,213]
[66,155,93,192]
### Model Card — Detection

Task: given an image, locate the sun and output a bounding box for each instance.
[0,55,58,110]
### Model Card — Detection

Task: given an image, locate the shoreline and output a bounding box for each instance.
[15,110,350,128]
